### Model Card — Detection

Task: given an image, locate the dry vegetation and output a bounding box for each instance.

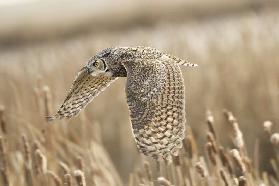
[0,3,278,186]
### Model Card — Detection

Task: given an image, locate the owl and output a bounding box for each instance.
[48,46,197,160]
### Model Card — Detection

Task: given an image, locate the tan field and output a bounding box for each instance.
[0,0,278,185]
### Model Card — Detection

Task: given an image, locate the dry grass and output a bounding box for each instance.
[0,6,278,186]
[0,101,278,185]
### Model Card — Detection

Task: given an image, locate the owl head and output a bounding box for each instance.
[85,48,127,77]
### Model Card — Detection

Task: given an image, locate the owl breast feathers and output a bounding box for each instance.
[48,46,197,160]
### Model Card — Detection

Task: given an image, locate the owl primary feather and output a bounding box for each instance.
[48,46,197,160]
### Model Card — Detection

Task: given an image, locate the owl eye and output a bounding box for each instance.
[93,60,100,68]
[92,58,107,71]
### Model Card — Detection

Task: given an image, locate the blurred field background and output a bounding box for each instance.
[0,0,279,185]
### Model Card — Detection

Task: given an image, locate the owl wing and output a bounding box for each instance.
[124,58,186,160]
[48,67,117,121]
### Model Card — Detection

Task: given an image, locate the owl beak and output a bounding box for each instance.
[104,70,113,77]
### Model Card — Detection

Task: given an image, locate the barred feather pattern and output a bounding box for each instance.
[49,69,116,120]
[124,58,185,160]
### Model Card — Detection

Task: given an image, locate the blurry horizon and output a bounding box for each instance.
[0,0,279,48]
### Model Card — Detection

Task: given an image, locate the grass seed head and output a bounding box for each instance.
[206,142,216,166]
[206,110,216,139]
[263,121,273,134]
[230,149,246,174]
[157,177,173,186]
[64,174,73,186]
[35,149,47,174]
[195,162,206,178]
[74,170,86,186]
[270,133,279,145]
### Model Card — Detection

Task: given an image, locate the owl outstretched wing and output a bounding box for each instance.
[48,67,117,121]
[124,58,186,160]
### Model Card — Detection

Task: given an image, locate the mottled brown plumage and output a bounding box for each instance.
[48,46,197,160]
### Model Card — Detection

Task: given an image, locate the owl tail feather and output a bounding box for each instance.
[166,54,198,67]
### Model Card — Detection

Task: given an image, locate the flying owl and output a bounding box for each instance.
[48,46,197,160]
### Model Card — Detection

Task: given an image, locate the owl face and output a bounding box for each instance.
[86,57,112,77]
[87,50,127,77]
